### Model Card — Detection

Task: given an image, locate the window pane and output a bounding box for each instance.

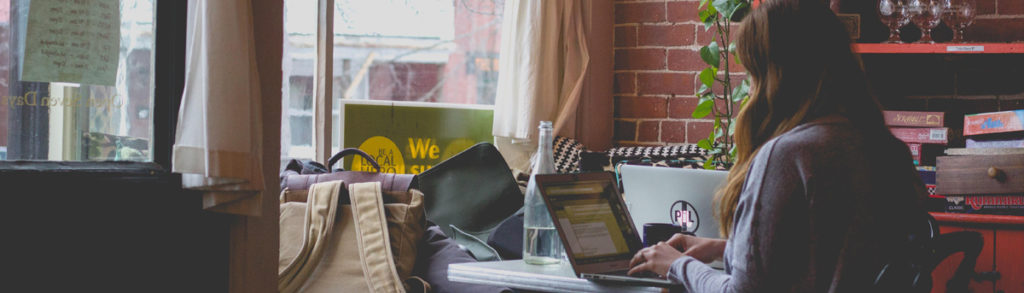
[282,0,503,164]
[330,0,502,105]
[289,115,312,147]
[281,0,317,166]
[0,0,155,161]
[330,0,503,154]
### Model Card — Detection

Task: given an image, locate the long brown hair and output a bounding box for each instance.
[716,0,893,237]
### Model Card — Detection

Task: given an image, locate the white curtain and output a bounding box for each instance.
[492,0,590,172]
[173,0,265,216]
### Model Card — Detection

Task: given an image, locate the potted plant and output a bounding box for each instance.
[693,0,752,169]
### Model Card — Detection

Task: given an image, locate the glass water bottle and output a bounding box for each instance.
[522,121,564,265]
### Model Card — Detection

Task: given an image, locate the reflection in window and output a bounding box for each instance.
[0,0,155,161]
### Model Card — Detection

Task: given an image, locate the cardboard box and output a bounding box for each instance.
[945,194,1024,215]
[907,143,921,164]
[890,127,949,145]
[884,111,945,128]
[966,137,1024,149]
[963,110,1024,136]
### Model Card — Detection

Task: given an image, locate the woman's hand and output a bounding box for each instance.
[666,233,726,264]
[627,242,685,277]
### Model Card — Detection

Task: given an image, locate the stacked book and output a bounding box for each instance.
[961,109,1024,151]
[939,110,1024,216]
[884,110,947,205]
[885,110,947,166]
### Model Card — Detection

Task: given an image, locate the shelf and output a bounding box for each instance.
[853,43,1024,54]
[930,212,1024,226]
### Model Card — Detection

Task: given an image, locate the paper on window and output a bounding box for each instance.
[22,0,119,86]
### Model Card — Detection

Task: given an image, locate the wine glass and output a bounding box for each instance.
[878,0,910,44]
[908,0,943,44]
[941,0,976,43]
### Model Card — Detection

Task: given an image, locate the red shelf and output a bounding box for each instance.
[930,212,1024,226]
[853,43,1024,54]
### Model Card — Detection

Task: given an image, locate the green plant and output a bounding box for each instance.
[694,0,752,169]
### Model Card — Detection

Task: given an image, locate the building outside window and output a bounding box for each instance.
[281,0,503,169]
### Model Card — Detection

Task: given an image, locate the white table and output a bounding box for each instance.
[448,260,668,293]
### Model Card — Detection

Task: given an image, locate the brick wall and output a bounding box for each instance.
[614,0,722,147]
[612,0,1024,147]
[961,0,1024,42]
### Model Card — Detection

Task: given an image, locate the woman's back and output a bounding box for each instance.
[709,116,926,292]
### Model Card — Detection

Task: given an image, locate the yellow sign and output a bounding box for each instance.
[352,136,405,174]
[343,103,494,174]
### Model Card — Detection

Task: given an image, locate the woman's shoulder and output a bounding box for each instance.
[767,116,859,154]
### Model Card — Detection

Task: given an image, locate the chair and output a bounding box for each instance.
[873,213,984,293]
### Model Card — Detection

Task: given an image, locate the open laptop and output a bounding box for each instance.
[619,165,729,241]
[534,172,675,287]
[620,165,728,270]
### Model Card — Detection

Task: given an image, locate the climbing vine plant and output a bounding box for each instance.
[694,0,752,169]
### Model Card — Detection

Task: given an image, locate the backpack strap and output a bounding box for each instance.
[278,180,343,293]
[349,182,406,293]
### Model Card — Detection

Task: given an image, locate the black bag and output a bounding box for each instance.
[487,209,524,260]
[417,143,524,261]
[280,148,418,203]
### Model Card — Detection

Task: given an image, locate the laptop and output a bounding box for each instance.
[534,172,675,287]
[620,165,728,268]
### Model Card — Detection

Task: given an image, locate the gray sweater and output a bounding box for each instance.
[668,116,926,292]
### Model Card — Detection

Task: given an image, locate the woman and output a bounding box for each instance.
[627,0,929,292]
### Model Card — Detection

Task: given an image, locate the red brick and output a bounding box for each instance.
[1000,0,1024,14]
[715,100,744,118]
[727,60,748,73]
[615,73,636,94]
[662,121,688,143]
[615,25,638,47]
[977,0,996,14]
[616,96,668,118]
[639,24,695,46]
[703,73,750,96]
[697,24,740,45]
[668,1,702,23]
[638,121,661,141]
[668,49,704,71]
[965,18,1024,42]
[614,120,638,141]
[669,97,700,118]
[999,98,1024,110]
[615,48,667,70]
[678,46,747,73]
[616,2,666,24]
[616,142,665,147]
[686,120,715,143]
[637,72,695,96]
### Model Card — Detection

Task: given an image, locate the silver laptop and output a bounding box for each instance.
[620,165,728,240]
[534,172,676,287]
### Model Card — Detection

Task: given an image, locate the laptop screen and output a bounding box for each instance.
[537,174,644,270]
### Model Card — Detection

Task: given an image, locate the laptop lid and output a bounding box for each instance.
[620,165,728,240]
[534,172,645,276]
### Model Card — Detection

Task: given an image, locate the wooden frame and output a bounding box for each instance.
[854,43,1024,54]
[314,0,334,164]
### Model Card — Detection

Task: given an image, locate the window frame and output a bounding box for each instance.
[293,0,502,163]
[0,0,186,174]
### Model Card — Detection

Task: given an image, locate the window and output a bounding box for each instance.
[281,0,503,168]
[0,0,156,162]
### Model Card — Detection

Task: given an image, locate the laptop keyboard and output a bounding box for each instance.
[607,270,659,278]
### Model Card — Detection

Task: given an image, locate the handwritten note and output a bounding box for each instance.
[22,0,120,86]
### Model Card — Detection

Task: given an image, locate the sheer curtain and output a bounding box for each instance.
[492,0,590,172]
[173,0,265,216]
